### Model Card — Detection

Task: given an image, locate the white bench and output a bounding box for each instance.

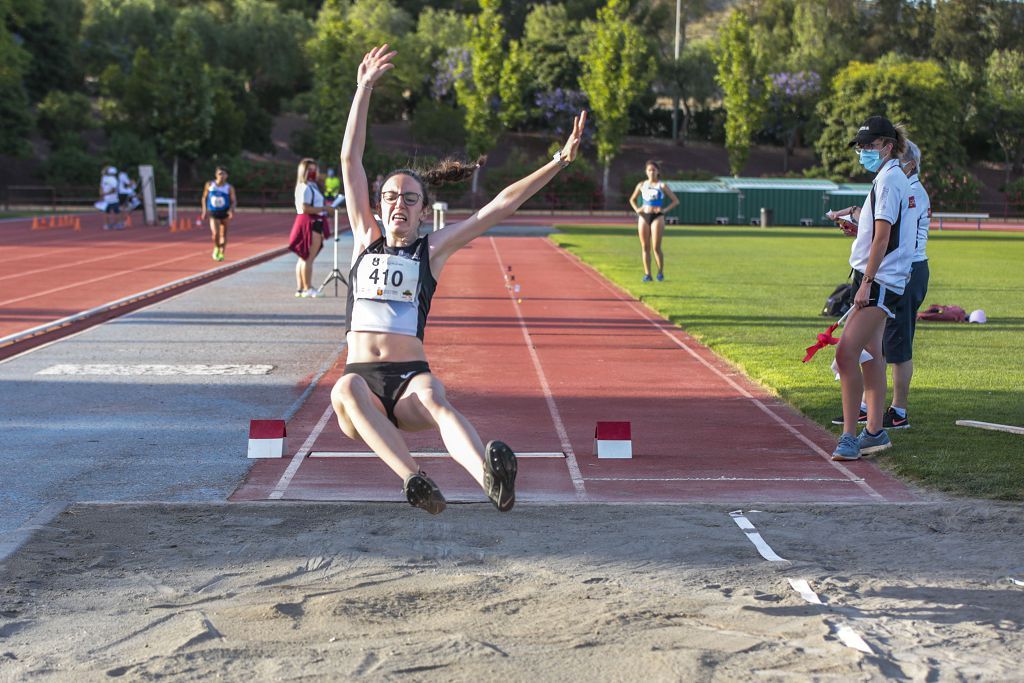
[155,197,177,224]
[932,212,989,230]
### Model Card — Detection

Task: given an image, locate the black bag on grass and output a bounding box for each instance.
[821,283,853,317]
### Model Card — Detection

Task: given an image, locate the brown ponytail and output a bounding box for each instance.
[381,156,486,207]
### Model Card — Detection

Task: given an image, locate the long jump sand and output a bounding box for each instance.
[1,500,1022,680]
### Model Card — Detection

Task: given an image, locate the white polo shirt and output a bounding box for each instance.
[850,158,914,294]
[906,174,931,263]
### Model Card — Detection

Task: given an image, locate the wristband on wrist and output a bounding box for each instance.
[357,82,373,90]
[552,150,570,168]
[863,274,875,283]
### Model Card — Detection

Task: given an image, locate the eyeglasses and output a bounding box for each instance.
[381,190,422,205]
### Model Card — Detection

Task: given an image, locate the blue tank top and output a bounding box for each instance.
[206,182,232,212]
[641,182,664,207]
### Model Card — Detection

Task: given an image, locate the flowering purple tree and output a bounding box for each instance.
[430,47,471,101]
[768,70,821,171]
[534,88,592,143]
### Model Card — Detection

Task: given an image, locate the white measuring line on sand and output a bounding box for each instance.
[729,511,874,656]
[547,241,884,502]
[269,404,336,500]
[490,237,587,500]
[37,364,274,376]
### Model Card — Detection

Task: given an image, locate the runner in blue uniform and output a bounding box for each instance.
[333,44,586,515]
[200,167,236,261]
[628,160,679,281]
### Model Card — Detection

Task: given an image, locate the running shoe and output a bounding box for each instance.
[216,248,225,262]
[483,440,517,512]
[403,471,446,515]
[882,407,910,429]
[305,289,319,298]
[212,247,220,261]
[831,408,868,426]
[295,290,303,298]
[831,433,861,461]
[656,272,664,281]
[857,428,892,455]
[642,274,653,282]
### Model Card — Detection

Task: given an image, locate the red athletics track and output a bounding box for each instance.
[0,210,302,355]
[232,235,917,505]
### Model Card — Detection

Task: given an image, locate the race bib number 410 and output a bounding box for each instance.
[354,254,419,303]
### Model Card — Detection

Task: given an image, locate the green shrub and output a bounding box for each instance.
[921,167,982,211]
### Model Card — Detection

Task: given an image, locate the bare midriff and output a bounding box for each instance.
[345,330,427,363]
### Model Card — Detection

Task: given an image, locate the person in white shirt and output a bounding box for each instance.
[831,140,930,432]
[287,158,332,298]
[98,166,122,231]
[830,116,913,461]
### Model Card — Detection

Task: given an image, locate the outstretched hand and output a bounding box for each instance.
[357,44,397,88]
[559,111,588,163]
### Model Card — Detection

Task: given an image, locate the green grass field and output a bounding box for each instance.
[551,224,1024,500]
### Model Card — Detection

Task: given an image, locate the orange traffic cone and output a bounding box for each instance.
[124,214,133,228]
[31,216,40,230]
[74,217,81,231]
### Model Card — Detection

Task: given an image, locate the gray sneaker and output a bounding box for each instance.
[831,433,861,461]
[857,428,892,455]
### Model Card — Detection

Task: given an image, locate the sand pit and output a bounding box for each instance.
[2,501,1022,680]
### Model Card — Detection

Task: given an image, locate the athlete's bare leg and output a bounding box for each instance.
[651,216,665,276]
[835,307,887,435]
[637,217,652,276]
[393,374,486,487]
[330,374,419,479]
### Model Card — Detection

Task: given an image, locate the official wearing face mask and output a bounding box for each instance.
[831,116,914,462]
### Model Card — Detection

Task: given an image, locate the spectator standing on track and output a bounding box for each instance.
[324,167,341,201]
[831,116,914,462]
[628,160,679,282]
[830,140,930,431]
[200,167,237,262]
[99,166,122,231]
[332,44,586,515]
[288,158,331,298]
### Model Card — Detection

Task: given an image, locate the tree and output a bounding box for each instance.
[0,22,32,154]
[453,0,505,192]
[932,0,991,70]
[816,57,966,179]
[766,71,821,172]
[983,49,1024,186]
[498,39,529,131]
[579,0,652,202]
[520,4,586,94]
[714,9,769,176]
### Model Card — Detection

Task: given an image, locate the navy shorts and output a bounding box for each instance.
[105,201,120,214]
[851,269,902,319]
[208,209,230,221]
[883,260,929,364]
[343,361,431,427]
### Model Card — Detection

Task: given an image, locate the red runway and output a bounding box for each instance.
[232,236,916,505]
[0,210,299,356]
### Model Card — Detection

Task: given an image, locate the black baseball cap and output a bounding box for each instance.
[848,116,898,148]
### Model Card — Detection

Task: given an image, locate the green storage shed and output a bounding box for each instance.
[716,177,839,226]
[664,181,740,225]
[826,183,873,214]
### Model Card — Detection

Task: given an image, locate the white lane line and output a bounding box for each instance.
[310,451,564,459]
[281,341,347,423]
[490,237,587,500]
[268,404,335,500]
[0,502,67,563]
[37,364,274,376]
[548,240,885,502]
[788,578,874,655]
[588,476,864,482]
[729,510,788,562]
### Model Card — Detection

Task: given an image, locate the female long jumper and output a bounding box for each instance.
[331,44,586,515]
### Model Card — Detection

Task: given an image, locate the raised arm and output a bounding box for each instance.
[430,111,588,264]
[340,45,396,249]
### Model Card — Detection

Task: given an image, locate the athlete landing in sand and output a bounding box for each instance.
[332,44,586,515]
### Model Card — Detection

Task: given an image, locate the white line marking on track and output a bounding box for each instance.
[490,237,587,500]
[0,502,67,563]
[37,364,274,376]
[547,240,885,501]
[269,404,335,499]
[729,510,788,562]
[310,451,565,458]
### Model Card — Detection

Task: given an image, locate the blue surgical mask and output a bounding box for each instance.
[858,149,882,172]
